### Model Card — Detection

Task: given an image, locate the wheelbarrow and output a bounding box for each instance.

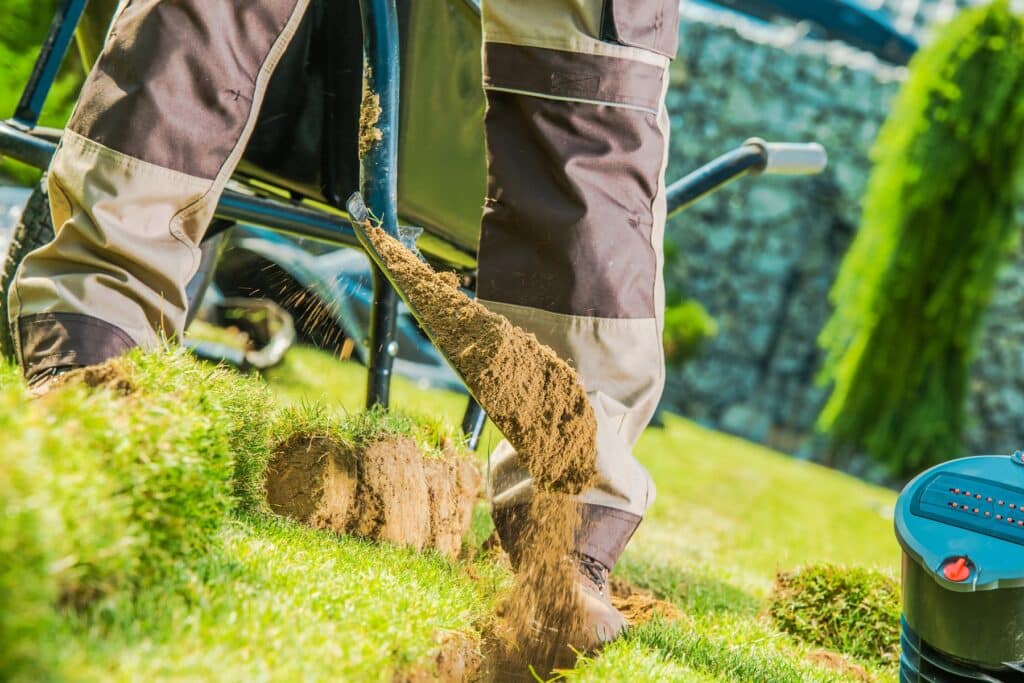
[0,0,827,449]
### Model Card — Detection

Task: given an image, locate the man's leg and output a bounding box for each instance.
[479,0,678,638]
[9,0,309,384]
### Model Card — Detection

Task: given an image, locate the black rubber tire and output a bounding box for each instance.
[0,178,224,363]
[0,179,55,362]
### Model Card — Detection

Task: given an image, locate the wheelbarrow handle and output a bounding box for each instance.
[745,138,828,176]
[666,138,828,217]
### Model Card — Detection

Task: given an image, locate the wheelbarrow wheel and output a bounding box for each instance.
[0,176,225,364]
[0,179,54,362]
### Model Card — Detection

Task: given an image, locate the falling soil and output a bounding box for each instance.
[362,226,601,679]
[806,650,873,682]
[364,226,598,494]
[265,433,480,559]
[485,492,588,679]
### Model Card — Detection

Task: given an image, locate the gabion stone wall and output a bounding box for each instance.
[662,6,1024,459]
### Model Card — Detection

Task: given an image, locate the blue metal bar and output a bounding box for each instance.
[213,192,360,248]
[14,0,89,127]
[705,0,917,65]
[359,0,402,410]
[0,120,58,169]
[461,397,487,451]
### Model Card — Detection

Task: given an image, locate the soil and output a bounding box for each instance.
[359,90,384,158]
[806,650,872,682]
[265,433,480,559]
[362,226,601,679]
[54,360,137,396]
[608,577,686,626]
[364,226,597,494]
[487,492,586,678]
[396,632,483,683]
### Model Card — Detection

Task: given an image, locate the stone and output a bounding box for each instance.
[720,403,774,443]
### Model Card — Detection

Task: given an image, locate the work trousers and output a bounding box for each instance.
[10,0,677,564]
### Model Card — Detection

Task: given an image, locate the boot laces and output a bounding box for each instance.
[576,553,609,592]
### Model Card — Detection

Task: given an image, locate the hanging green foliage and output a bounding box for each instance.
[818,1,1024,476]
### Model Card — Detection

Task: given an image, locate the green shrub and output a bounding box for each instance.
[818,1,1024,475]
[768,564,900,665]
[663,298,718,364]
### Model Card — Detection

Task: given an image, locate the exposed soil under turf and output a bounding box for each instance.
[363,226,601,679]
[397,632,484,683]
[265,433,480,559]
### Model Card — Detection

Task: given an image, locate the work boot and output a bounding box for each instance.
[574,552,628,648]
[26,365,77,398]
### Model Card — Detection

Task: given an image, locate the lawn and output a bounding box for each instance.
[3,345,902,682]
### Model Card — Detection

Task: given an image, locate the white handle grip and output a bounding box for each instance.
[745,138,828,176]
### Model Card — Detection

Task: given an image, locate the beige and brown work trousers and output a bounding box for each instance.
[10,0,678,565]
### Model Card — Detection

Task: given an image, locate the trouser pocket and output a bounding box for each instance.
[601,0,680,59]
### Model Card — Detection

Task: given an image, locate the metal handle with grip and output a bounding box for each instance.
[745,138,828,176]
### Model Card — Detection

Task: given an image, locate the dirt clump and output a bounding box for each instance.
[806,650,873,682]
[359,90,384,158]
[265,433,480,559]
[363,226,601,679]
[54,360,136,396]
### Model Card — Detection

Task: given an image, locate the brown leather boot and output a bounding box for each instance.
[493,503,641,650]
[574,552,628,648]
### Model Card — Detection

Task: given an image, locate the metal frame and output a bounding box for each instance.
[358,0,402,410]
[0,0,798,452]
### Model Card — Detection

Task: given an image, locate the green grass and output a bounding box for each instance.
[4,344,903,681]
[57,515,503,682]
[271,402,465,459]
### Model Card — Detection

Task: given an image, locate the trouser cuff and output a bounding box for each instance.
[17,312,136,383]
[493,502,641,570]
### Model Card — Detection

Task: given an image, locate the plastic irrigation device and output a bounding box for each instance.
[895,452,1024,682]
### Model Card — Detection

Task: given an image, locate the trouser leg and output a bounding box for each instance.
[480,0,678,565]
[9,0,310,383]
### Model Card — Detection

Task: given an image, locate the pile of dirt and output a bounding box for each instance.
[364,226,601,678]
[608,576,686,626]
[265,433,480,559]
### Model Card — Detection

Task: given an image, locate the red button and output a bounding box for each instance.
[943,557,971,582]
